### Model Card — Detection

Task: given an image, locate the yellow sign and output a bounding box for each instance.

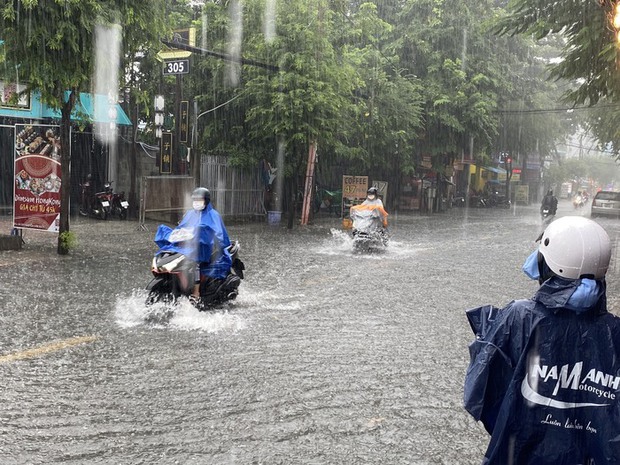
[157,28,196,61]
[342,175,368,199]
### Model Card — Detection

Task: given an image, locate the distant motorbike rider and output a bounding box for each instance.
[359,187,389,228]
[540,189,558,215]
[155,187,232,300]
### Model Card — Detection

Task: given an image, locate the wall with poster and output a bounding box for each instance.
[13,124,62,232]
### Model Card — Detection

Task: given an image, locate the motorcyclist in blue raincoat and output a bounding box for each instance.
[154,187,232,299]
[464,216,620,465]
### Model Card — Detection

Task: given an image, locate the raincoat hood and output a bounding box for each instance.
[522,249,606,314]
[535,276,606,314]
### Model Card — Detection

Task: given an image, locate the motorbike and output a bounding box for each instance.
[540,206,554,223]
[487,190,511,208]
[573,194,585,209]
[452,191,466,207]
[349,206,388,252]
[80,179,111,220]
[145,225,245,311]
[106,182,129,220]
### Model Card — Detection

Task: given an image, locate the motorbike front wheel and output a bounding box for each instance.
[145,277,177,306]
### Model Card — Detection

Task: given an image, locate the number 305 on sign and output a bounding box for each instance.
[163,59,190,75]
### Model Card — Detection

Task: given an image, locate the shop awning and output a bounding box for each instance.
[0,87,131,126]
[483,166,507,175]
[42,92,132,126]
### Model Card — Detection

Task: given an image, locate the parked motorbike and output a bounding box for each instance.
[349,206,388,252]
[106,182,129,220]
[452,191,466,207]
[80,178,111,220]
[487,190,511,208]
[145,226,245,311]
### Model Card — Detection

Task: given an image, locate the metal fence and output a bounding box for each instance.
[200,155,266,218]
[138,156,265,228]
[139,175,195,228]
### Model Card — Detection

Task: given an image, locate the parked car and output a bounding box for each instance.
[591,190,620,218]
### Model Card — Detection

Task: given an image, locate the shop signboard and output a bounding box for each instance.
[342,175,368,200]
[515,185,529,204]
[372,180,388,200]
[180,100,189,143]
[13,124,62,232]
[160,132,173,174]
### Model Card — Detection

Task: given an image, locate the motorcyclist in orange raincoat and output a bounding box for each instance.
[349,187,389,249]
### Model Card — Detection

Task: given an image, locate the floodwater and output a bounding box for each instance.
[1,200,620,464]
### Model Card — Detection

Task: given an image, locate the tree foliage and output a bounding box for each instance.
[494,0,620,154]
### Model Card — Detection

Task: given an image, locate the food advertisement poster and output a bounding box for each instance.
[13,124,62,232]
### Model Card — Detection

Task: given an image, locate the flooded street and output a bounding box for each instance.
[2,201,620,464]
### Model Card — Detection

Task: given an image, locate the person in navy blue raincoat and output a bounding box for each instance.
[154,187,232,297]
[464,216,620,465]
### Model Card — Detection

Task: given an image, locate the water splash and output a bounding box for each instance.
[308,228,421,260]
[114,290,246,333]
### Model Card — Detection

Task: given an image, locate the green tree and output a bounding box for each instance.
[184,0,422,222]
[493,0,620,153]
[0,0,166,254]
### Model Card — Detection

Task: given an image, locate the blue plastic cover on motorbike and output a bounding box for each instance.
[463,279,620,464]
[154,204,232,279]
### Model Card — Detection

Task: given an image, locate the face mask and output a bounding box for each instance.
[522,249,540,280]
[367,195,376,200]
[193,200,205,211]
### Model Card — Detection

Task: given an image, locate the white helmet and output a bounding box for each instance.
[538,216,611,280]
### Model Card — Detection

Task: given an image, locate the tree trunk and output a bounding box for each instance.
[57,91,76,255]
[129,102,138,219]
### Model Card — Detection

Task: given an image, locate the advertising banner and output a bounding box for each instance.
[13,124,62,232]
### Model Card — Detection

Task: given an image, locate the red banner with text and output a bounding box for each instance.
[13,124,62,232]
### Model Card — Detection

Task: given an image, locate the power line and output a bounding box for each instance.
[497,103,620,115]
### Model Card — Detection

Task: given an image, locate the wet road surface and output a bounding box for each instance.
[1,199,620,464]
